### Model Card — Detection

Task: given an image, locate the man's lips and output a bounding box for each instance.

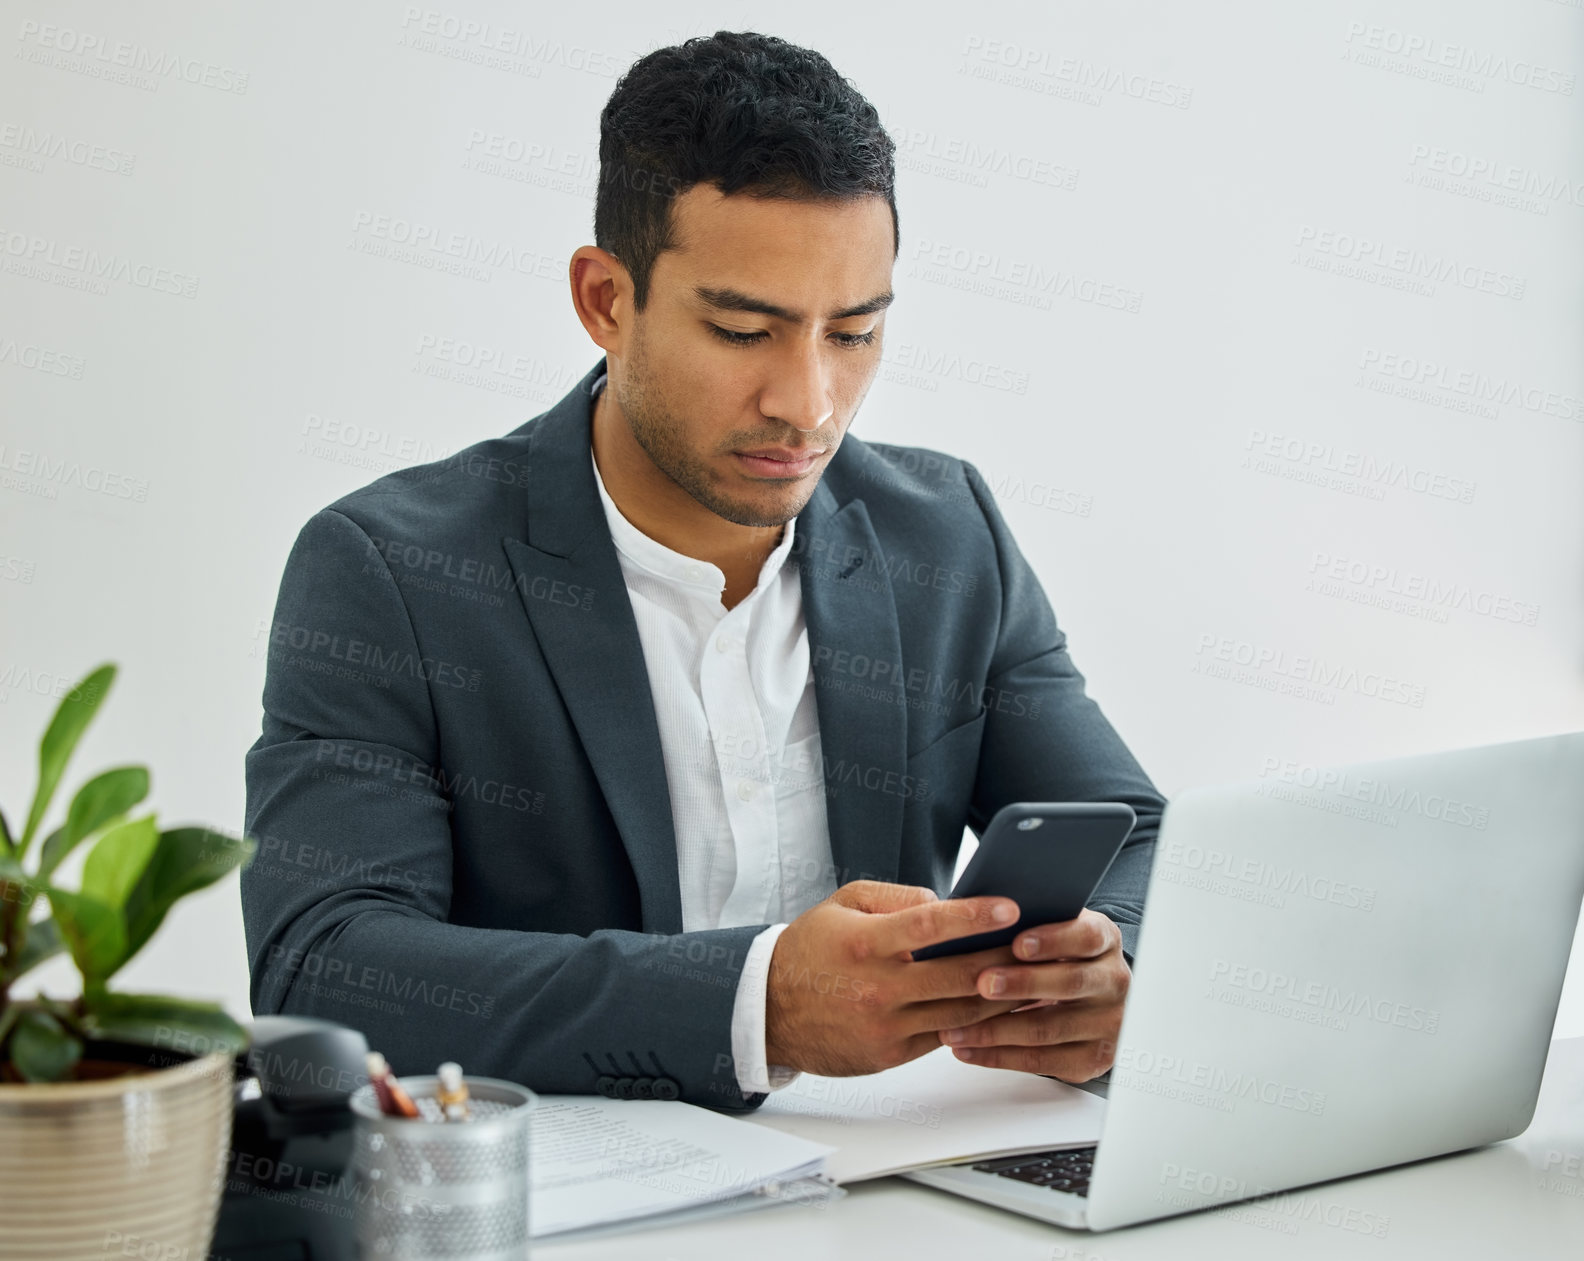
[732,447,825,477]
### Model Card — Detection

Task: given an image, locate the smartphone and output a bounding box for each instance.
[909,801,1137,960]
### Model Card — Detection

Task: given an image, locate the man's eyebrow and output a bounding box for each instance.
[692,285,894,323]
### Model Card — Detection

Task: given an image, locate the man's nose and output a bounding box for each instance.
[760,342,836,432]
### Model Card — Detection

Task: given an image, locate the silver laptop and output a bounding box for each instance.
[904,730,1584,1230]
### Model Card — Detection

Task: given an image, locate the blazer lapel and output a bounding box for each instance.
[501,360,685,934]
[794,480,908,889]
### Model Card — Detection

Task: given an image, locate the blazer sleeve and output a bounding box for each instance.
[959,463,1168,964]
[242,508,770,1112]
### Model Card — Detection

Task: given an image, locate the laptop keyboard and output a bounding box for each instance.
[968,1146,1097,1196]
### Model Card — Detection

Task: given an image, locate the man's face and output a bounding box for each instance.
[611,184,894,528]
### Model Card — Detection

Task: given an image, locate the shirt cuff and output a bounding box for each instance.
[730,922,801,1095]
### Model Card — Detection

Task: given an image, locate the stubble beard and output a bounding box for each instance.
[615,337,820,530]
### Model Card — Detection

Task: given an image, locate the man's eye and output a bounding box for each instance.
[707,325,878,348]
[709,325,766,346]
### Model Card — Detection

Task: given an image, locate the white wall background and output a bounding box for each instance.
[4,2,1582,1035]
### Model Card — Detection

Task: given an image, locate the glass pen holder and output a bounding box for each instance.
[348,1075,538,1260]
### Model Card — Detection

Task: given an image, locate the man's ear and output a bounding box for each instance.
[568,245,630,355]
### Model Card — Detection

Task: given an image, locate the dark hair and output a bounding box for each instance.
[595,30,898,311]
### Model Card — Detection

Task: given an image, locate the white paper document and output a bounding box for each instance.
[533,1173,845,1244]
[740,1044,1108,1182]
[528,1095,837,1237]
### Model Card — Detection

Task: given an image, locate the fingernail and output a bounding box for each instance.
[1017,934,1039,957]
[941,1028,965,1044]
[985,972,1006,996]
[993,902,1017,923]
[956,1049,978,1062]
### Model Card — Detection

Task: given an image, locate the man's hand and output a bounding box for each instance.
[763,880,1039,1076]
[936,908,1130,1083]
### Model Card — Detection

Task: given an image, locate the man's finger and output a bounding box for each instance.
[900,994,1029,1037]
[938,1000,1118,1048]
[869,895,1020,958]
[830,879,939,916]
[974,957,1123,1004]
[901,943,1021,1002]
[1011,909,1117,962]
[953,1038,1118,1082]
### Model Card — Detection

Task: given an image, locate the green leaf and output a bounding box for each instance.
[0,857,46,982]
[80,814,161,912]
[0,853,25,894]
[0,806,13,856]
[80,991,249,1058]
[10,1008,83,1082]
[121,827,257,964]
[19,663,116,855]
[38,766,151,879]
[45,887,127,985]
[10,916,65,981]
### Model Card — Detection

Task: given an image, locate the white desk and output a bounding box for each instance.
[539,1037,1584,1260]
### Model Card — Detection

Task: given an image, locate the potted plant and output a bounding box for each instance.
[0,662,257,1260]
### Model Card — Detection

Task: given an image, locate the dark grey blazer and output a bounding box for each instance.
[242,355,1166,1112]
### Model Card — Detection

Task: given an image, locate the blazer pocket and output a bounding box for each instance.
[906,708,987,763]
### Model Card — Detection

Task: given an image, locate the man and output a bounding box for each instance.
[242,30,1167,1112]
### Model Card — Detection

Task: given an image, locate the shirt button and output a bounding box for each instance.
[715,636,730,653]
[686,564,705,582]
[736,779,756,801]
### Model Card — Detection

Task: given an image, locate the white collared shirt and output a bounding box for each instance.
[588,371,837,1094]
